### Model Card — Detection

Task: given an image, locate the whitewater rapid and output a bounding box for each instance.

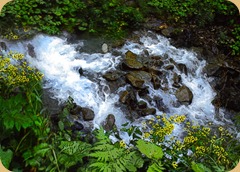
[3,31,232,132]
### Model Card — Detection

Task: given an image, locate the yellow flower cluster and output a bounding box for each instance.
[172,161,178,168]
[139,114,235,169]
[2,31,19,40]
[212,145,229,164]
[169,114,186,123]
[195,146,206,155]
[0,52,43,92]
[183,135,198,145]
[119,140,126,148]
[142,114,186,143]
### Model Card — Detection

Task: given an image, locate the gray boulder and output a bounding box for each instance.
[175,85,193,105]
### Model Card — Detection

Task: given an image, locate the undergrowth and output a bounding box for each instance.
[0,0,240,55]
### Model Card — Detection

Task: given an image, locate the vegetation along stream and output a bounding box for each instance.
[0,0,240,171]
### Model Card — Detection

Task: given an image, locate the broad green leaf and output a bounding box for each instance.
[147,163,164,172]
[136,140,163,160]
[34,143,51,157]
[0,146,13,169]
[191,161,212,172]
[58,121,64,131]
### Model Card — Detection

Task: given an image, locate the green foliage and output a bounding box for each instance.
[25,139,91,171]
[0,52,43,95]
[0,94,35,131]
[58,141,91,167]
[191,161,212,172]
[89,128,144,172]
[0,0,143,38]
[137,115,240,171]
[230,25,240,55]
[136,140,163,160]
[0,146,13,169]
[1,0,239,54]
[136,140,164,172]
[147,0,237,26]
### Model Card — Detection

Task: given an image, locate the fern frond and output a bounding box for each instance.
[58,141,91,168]
[94,127,111,144]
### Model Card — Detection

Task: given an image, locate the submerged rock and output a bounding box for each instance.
[175,85,193,105]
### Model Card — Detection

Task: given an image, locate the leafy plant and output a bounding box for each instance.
[191,161,212,172]
[0,146,13,169]
[88,128,144,172]
[136,139,164,172]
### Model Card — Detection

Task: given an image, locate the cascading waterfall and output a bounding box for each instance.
[3,31,234,138]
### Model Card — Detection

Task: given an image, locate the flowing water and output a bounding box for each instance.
[3,31,235,140]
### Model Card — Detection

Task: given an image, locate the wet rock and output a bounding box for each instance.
[78,67,83,76]
[138,87,150,97]
[82,108,95,121]
[140,108,156,116]
[107,77,126,93]
[0,42,7,53]
[103,114,116,131]
[203,64,222,77]
[212,57,240,112]
[103,70,123,81]
[147,68,163,76]
[143,49,149,56]
[143,18,162,31]
[123,50,143,69]
[140,55,164,69]
[172,73,181,88]
[175,85,193,105]
[126,71,152,88]
[152,74,161,90]
[27,43,36,58]
[177,64,188,75]
[119,91,129,104]
[71,121,84,131]
[70,105,82,115]
[154,97,169,112]
[137,100,147,109]
[119,88,138,109]
[161,27,174,37]
[164,65,174,70]
[42,88,65,115]
[102,43,108,53]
